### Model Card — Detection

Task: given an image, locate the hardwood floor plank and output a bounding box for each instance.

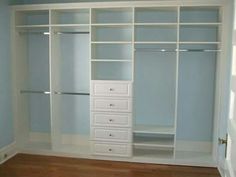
[0,154,221,177]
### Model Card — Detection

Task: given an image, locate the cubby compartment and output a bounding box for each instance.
[135,25,177,42]
[177,50,216,154]
[15,10,49,26]
[179,25,219,43]
[16,27,50,91]
[92,43,132,60]
[91,8,133,24]
[92,62,132,81]
[15,26,51,150]
[52,94,90,154]
[51,26,90,93]
[180,7,221,23]
[135,7,178,24]
[91,26,132,42]
[19,93,51,150]
[51,9,90,25]
[134,133,175,148]
[134,48,177,127]
[134,147,174,159]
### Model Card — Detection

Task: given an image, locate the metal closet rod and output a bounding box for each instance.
[54,91,90,95]
[20,90,90,95]
[19,31,90,35]
[134,48,221,52]
[20,90,51,94]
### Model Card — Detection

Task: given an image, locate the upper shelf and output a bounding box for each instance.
[91,8,133,24]
[51,9,90,25]
[180,6,221,23]
[15,10,49,26]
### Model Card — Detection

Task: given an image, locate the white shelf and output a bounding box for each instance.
[135,41,177,44]
[135,23,178,26]
[91,41,132,44]
[134,148,174,159]
[179,41,220,44]
[133,137,174,148]
[51,24,89,27]
[91,59,132,62]
[91,23,132,26]
[134,125,175,135]
[180,23,221,26]
[16,25,49,28]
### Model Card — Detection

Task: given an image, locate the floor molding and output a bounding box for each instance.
[0,142,17,165]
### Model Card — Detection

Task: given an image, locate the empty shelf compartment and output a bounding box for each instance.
[133,133,175,148]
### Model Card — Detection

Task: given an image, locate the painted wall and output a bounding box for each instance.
[0,0,14,148]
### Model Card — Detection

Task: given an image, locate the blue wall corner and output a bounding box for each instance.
[0,0,14,148]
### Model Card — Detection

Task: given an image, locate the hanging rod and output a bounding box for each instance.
[19,31,50,35]
[54,91,90,95]
[134,48,221,52]
[179,49,221,52]
[135,48,177,52]
[20,90,51,94]
[54,31,90,35]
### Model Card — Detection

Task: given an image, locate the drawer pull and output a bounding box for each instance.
[109,119,113,122]
[109,104,114,107]
[109,133,114,137]
[109,88,114,91]
[108,148,112,152]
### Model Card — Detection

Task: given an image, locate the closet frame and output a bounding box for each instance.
[10,0,232,167]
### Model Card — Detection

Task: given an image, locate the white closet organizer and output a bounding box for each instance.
[11,1,230,167]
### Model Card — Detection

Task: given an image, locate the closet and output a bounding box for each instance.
[11,0,231,167]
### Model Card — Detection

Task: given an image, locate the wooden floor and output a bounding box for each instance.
[0,154,220,177]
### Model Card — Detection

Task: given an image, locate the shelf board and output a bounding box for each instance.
[134,148,174,159]
[91,59,132,62]
[51,24,89,27]
[16,25,50,28]
[91,23,132,26]
[135,41,177,44]
[135,23,178,26]
[133,137,174,148]
[179,22,221,26]
[179,41,220,44]
[134,125,175,135]
[91,41,132,44]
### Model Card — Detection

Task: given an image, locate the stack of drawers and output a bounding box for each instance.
[90,81,132,157]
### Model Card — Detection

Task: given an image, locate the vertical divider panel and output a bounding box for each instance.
[173,6,180,158]
[50,9,60,150]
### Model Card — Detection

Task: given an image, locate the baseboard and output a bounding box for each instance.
[0,142,17,164]
[176,140,212,153]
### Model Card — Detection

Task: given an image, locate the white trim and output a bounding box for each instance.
[10,1,227,11]
[0,142,17,164]
[176,141,212,153]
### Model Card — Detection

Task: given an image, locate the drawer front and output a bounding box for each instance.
[91,81,132,97]
[91,97,132,112]
[91,128,131,142]
[91,112,132,127]
[91,142,131,157]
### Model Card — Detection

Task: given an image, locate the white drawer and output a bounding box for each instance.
[91,142,132,157]
[91,112,132,127]
[91,97,132,112]
[91,81,132,97]
[91,127,132,142]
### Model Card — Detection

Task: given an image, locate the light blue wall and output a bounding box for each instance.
[0,0,14,148]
